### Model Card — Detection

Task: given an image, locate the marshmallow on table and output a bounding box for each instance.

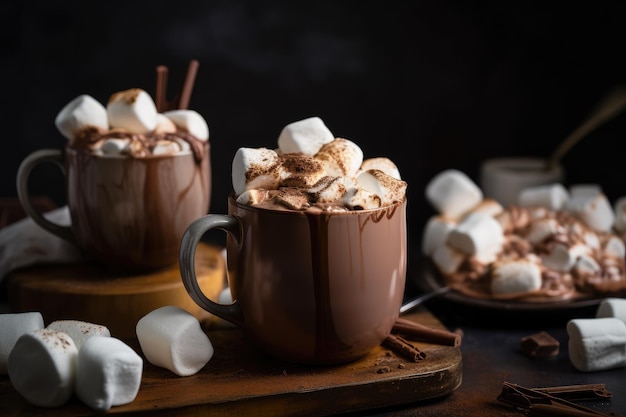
[163,109,209,141]
[359,157,401,180]
[47,319,111,350]
[596,298,626,324]
[446,212,504,257]
[232,147,281,195]
[315,138,364,177]
[0,312,44,374]
[357,169,407,206]
[425,169,483,219]
[565,190,615,232]
[421,215,456,257]
[107,88,158,134]
[55,94,108,141]
[517,183,570,210]
[8,329,78,407]
[277,116,334,155]
[490,259,542,297]
[136,306,214,377]
[75,336,142,412]
[567,317,626,372]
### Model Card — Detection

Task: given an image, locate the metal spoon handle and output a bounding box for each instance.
[400,286,451,314]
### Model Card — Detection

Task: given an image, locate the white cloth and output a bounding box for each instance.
[0,206,82,281]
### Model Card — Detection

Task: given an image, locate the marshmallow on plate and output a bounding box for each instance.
[613,196,626,235]
[315,138,363,177]
[163,109,209,141]
[446,212,504,257]
[75,336,142,411]
[136,306,214,377]
[357,169,407,206]
[55,94,108,141]
[421,215,456,257]
[359,157,401,180]
[490,259,542,297]
[431,244,465,276]
[541,242,590,272]
[0,312,44,374]
[425,169,483,219]
[277,116,334,155]
[107,88,158,134]
[232,147,281,195]
[8,329,78,407]
[517,183,570,210]
[565,189,615,232]
[567,317,626,372]
[47,319,111,350]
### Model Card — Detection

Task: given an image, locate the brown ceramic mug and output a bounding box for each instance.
[17,145,211,271]
[180,194,407,365]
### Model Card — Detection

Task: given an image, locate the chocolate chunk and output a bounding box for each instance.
[520,331,560,358]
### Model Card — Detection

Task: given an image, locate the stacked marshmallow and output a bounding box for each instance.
[1,314,142,410]
[55,89,209,156]
[423,169,626,300]
[232,117,407,211]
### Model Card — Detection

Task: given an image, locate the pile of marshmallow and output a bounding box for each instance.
[423,169,626,300]
[55,89,208,156]
[232,116,407,210]
[1,305,213,411]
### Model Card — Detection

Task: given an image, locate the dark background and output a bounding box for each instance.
[3,1,626,250]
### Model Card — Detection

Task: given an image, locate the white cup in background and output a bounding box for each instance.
[479,157,564,207]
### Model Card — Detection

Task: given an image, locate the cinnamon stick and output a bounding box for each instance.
[177,59,199,110]
[382,334,426,362]
[155,65,169,113]
[393,317,461,347]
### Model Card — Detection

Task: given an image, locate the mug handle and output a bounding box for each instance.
[179,214,245,327]
[16,149,75,243]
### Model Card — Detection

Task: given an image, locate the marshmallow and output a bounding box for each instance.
[0,312,44,374]
[490,259,542,296]
[572,254,601,281]
[566,192,615,232]
[136,306,214,377]
[232,147,281,195]
[613,196,626,234]
[154,113,178,134]
[517,183,570,210]
[425,169,483,219]
[569,184,603,199]
[467,198,503,218]
[343,186,382,210]
[306,176,353,203]
[359,157,401,180]
[100,138,131,155]
[524,218,559,245]
[315,138,364,177]
[277,116,334,155]
[8,329,78,407]
[431,244,465,275]
[541,242,590,272]
[163,109,209,141]
[279,153,326,188]
[152,139,182,156]
[603,235,626,259]
[421,215,456,257]
[567,317,626,372]
[46,320,111,350]
[447,212,504,257]
[75,336,142,411]
[107,88,158,134]
[357,169,407,206]
[236,189,272,206]
[596,297,626,323]
[55,94,108,141]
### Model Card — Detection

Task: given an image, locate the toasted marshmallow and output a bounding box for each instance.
[357,169,407,206]
[431,244,465,275]
[0,312,44,374]
[154,113,177,134]
[7,329,78,407]
[152,140,182,156]
[100,138,131,155]
[314,138,363,177]
[47,320,111,350]
[566,192,615,232]
[597,298,626,324]
[359,157,401,180]
[421,215,457,257]
[277,116,334,155]
[107,88,158,134]
[236,189,271,206]
[541,242,590,272]
[517,183,570,210]
[567,317,626,372]
[75,337,142,411]
[613,196,626,234]
[467,198,504,218]
[490,259,542,297]
[136,306,214,377]
[55,94,108,141]
[232,147,281,195]
[307,176,352,203]
[525,218,559,245]
[163,109,209,141]
[447,212,504,257]
[279,153,326,188]
[425,169,483,219]
[343,186,382,210]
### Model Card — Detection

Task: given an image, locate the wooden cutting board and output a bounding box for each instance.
[0,307,461,417]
